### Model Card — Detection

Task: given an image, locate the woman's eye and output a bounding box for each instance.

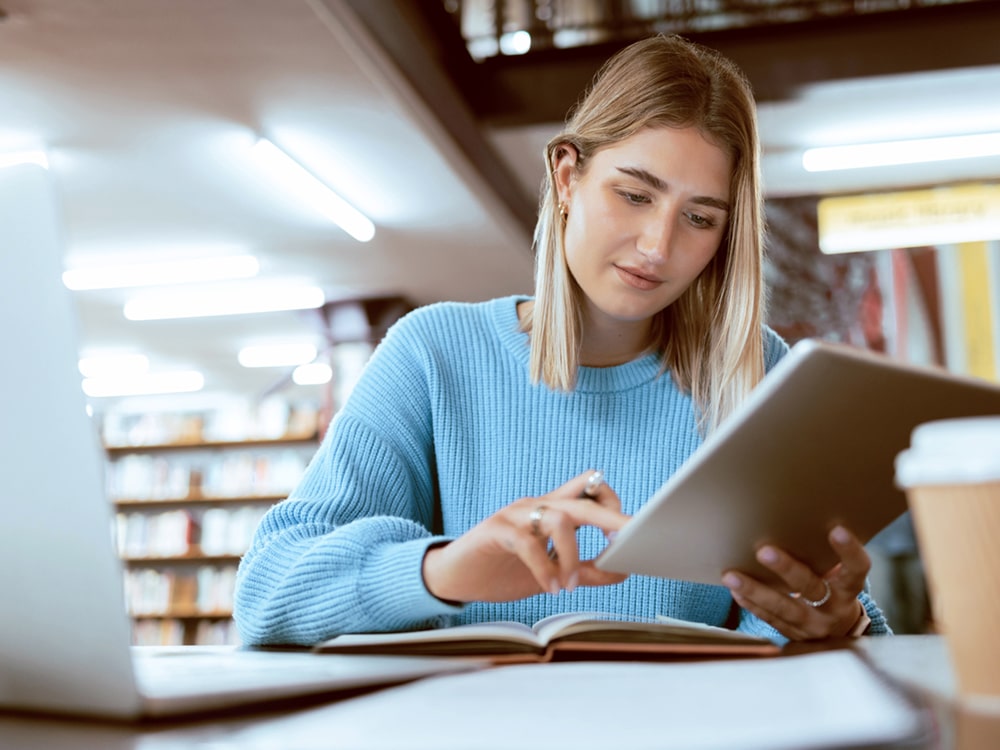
[619,191,650,205]
[685,211,716,229]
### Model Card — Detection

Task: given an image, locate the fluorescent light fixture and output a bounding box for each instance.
[292,362,333,386]
[124,284,325,320]
[803,132,1000,172]
[238,343,318,368]
[250,138,375,242]
[0,150,48,170]
[63,254,259,291]
[82,370,204,398]
[78,354,149,378]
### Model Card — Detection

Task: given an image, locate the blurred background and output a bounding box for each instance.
[3,0,999,643]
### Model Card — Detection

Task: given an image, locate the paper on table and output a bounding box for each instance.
[228,649,928,750]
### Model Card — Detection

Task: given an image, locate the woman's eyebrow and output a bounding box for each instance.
[617,166,668,192]
[692,195,731,212]
[615,166,730,212]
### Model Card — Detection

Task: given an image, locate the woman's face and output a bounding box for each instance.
[555,126,732,330]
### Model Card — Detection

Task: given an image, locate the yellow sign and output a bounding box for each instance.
[957,241,997,380]
[817,184,1000,254]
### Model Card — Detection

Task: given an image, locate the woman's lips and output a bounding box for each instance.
[614,264,663,291]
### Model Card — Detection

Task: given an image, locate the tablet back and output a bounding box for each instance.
[596,339,1000,586]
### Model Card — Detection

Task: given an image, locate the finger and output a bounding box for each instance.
[558,499,629,535]
[565,470,622,513]
[581,469,606,499]
[547,513,582,591]
[576,561,628,588]
[755,545,832,604]
[827,526,871,591]
[722,570,814,633]
[524,504,584,593]
[510,519,562,596]
[728,589,812,642]
[523,492,627,536]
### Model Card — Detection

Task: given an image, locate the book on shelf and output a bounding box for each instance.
[100,399,321,447]
[314,611,779,663]
[124,564,237,618]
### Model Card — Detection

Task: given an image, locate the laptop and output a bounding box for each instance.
[0,165,479,720]
[596,337,1000,586]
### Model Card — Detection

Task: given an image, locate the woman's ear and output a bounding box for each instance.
[550,143,579,206]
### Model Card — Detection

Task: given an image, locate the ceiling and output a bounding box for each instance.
[2,0,999,414]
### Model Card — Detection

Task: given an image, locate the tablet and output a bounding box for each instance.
[595,338,1000,587]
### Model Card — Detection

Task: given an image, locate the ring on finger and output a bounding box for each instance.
[582,470,605,498]
[529,505,548,538]
[789,579,832,608]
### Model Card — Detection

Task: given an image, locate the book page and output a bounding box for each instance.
[530,611,634,642]
[531,611,771,646]
[316,620,542,654]
[244,649,927,750]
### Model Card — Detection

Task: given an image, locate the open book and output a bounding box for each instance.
[314,612,779,663]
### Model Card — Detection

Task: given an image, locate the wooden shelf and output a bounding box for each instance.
[123,552,242,566]
[105,432,318,455]
[131,610,233,620]
[114,494,285,511]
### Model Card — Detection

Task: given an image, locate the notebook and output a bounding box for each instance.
[0,165,479,720]
[596,336,1000,586]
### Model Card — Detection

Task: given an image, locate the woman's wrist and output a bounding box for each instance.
[845,599,872,637]
[422,543,463,605]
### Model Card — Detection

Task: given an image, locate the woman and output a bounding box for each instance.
[234,34,887,646]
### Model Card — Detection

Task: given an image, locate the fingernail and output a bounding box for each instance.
[831,526,850,544]
[757,546,779,564]
[722,573,741,589]
[549,578,561,596]
[567,571,579,592]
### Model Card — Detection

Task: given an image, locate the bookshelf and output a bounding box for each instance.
[93,300,409,646]
[103,404,321,646]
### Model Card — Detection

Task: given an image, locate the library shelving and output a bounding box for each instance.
[96,299,411,646]
[104,406,321,646]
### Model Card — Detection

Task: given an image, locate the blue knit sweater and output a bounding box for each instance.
[234,296,888,645]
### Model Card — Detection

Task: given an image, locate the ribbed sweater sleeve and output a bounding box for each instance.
[234,310,465,645]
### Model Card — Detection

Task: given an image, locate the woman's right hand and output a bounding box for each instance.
[421,470,630,603]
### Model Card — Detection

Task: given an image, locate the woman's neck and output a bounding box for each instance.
[517,299,655,368]
[578,320,654,367]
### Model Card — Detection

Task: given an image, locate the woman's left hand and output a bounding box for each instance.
[721,525,869,641]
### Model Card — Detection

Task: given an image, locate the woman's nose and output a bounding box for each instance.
[636,215,674,262]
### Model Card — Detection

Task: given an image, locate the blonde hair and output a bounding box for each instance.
[524,34,766,434]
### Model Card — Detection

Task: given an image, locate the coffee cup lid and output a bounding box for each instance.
[895,416,1000,488]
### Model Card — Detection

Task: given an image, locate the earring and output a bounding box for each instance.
[558,201,568,222]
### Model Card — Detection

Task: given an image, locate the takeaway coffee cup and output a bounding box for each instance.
[895,416,1000,696]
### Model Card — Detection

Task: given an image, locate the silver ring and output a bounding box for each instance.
[583,470,605,498]
[529,505,548,537]
[789,579,832,608]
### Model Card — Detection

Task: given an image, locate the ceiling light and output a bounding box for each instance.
[292,362,333,386]
[250,138,375,242]
[238,343,318,368]
[803,132,1000,172]
[0,150,48,170]
[123,284,325,320]
[82,370,205,398]
[499,30,532,55]
[78,353,149,378]
[63,254,260,291]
